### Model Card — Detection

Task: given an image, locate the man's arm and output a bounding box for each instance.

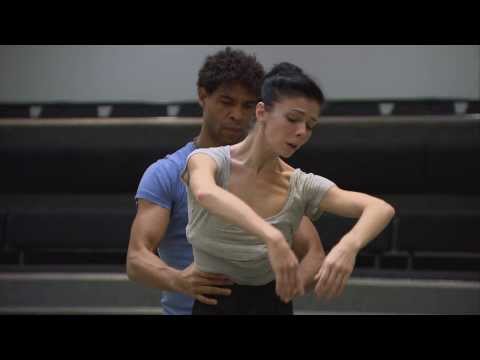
[126,199,232,305]
[292,216,325,293]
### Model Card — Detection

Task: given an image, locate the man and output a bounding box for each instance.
[126,47,325,315]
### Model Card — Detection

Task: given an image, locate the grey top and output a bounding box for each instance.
[182,145,335,286]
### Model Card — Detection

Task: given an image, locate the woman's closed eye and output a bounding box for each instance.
[287,116,314,130]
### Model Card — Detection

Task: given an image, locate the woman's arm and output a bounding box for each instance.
[314,186,395,300]
[184,153,302,303]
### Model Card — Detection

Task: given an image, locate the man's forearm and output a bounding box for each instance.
[297,248,324,292]
[127,249,183,293]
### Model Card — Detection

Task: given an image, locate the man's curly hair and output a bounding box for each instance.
[197,47,265,98]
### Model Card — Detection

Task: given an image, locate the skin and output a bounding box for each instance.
[185,96,395,303]
[127,83,326,307]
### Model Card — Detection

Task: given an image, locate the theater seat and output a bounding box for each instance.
[39,104,99,118]
[0,104,31,118]
[0,209,6,251]
[322,101,380,116]
[6,208,135,250]
[396,211,480,253]
[3,194,136,265]
[314,212,393,254]
[467,101,480,114]
[391,100,455,115]
[176,102,202,117]
[110,103,167,117]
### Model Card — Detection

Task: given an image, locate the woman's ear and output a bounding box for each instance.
[256,102,266,123]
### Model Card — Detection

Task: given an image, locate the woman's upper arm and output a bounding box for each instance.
[183,153,218,189]
[319,186,380,218]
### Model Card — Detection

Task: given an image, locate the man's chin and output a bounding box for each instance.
[220,134,245,145]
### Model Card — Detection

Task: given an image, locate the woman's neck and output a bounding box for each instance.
[233,125,281,175]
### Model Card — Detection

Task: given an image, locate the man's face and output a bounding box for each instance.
[199,83,258,146]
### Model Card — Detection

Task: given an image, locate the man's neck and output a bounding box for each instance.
[194,125,220,148]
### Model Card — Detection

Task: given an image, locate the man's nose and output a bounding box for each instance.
[229,105,244,122]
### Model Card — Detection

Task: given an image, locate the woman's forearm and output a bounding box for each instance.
[340,201,395,253]
[194,185,283,246]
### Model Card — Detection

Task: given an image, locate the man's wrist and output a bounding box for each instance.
[170,268,186,294]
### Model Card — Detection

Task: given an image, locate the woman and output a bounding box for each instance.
[181,63,395,315]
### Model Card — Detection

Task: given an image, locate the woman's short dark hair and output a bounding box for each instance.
[262,62,325,109]
[197,47,265,98]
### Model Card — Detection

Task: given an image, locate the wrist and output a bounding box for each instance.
[338,234,362,254]
[171,268,187,294]
[263,227,284,247]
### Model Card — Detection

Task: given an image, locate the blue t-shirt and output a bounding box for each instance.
[135,141,197,315]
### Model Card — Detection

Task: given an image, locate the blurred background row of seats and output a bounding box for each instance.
[1,99,480,118]
[1,117,479,281]
[1,194,479,278]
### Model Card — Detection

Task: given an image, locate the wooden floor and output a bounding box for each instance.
[1,272,479,315]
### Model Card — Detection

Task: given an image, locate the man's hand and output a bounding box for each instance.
[176,263,234,305]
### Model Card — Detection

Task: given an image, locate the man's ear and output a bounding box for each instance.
[197,87,208,108]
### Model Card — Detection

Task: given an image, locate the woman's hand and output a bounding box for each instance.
[314,240,357,300]
[266,232,303,303]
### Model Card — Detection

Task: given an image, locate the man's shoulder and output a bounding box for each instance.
[137,142,196,196]
[151,142,196,172]
[171,141,197,160]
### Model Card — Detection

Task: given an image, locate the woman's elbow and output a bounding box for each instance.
[194,188,215,206]
[380,200,395,219]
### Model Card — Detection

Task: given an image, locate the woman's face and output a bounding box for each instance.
[258,96,321,158]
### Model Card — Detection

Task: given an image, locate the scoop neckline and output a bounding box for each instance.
[225,145,299,221]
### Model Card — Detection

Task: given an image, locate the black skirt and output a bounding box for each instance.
[192,281,293,315]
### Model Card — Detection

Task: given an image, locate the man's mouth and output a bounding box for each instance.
[223,127,243,133]
[287,143,298,150]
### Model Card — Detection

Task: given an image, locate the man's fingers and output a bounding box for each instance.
[196,271,232,281]
[196,294,218,305]
[197,286,232,296]
[196,277,235,286]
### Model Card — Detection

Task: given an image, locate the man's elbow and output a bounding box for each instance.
[126,250,140,281]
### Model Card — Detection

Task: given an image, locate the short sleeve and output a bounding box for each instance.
[181,146,229,187]
[135,159,177,209]
[301,172,336,221]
